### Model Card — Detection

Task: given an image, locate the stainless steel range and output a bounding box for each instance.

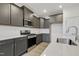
[20,30,37,49]
[27,34,36,48]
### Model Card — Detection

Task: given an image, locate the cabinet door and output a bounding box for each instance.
[0,40,14,56]
[14,37,27,56]
[40,18,45,28]
[24,7,29,19]
[32,16,40,28]
[44,20,50,28]
[42,34,50,43]
[36,34,42,44]
[11,4,23,26]
[24,7,33,20]
[55,14,63,23]
[0,4,10,25]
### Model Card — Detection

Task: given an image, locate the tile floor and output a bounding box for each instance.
[23,42,48,56]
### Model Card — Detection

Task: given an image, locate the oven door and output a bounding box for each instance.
[27,35,36,48]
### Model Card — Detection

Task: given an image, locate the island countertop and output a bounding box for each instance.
[41,42,79,56]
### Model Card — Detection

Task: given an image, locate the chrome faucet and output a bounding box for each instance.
[66,26,78,41]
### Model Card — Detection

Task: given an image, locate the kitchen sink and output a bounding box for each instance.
[57,38,77,46]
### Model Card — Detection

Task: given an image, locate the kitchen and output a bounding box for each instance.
[0,3,53,56]
[1,3,79,56]
[0,3,63,56]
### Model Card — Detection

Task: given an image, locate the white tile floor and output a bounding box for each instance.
[23,42,48,56]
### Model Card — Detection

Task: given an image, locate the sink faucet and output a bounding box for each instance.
[66,26,78,41]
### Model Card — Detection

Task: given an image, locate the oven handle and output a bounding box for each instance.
[28,35,36,39]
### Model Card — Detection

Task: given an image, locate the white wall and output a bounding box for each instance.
[50,5,79,43]
[50,24,63,43]
[0,25,40,37]
[39,29,49,33]
[0,25,49,38]
[63,5,79,41]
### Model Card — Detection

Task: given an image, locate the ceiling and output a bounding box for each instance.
[25,3,63,17]
[15,3,79,17]
[15,3,63,17]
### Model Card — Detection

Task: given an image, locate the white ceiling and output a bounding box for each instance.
[15,3,79,17]
[15,3,63,17]
[25,3,63,17]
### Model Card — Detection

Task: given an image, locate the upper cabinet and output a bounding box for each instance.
[22,6,33,27]
[55,14,63,23]
[40,18,50,28]
[0,3,23,26]
[0,4,10,25]
[23,6,33,20]
[32,16,40,28]
[22,6,40,28]
[49,14,63,24]
[44,19,50,28]
[11,4,23,26]
[0,4,40,28]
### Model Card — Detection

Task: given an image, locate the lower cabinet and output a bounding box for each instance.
[0,36,28,56]
[0,40,14,56]
[36,34,42,45]
[14,37,27,56]
[36,34,50,44]
[42,34,50,43]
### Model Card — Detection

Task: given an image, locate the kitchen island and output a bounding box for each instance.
[41,42,79,56]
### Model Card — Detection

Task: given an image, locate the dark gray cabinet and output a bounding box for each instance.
[36,34,42,45]
[14,37,27,56]
[23,6,34,27]
[0,3,10,25]
[44,20,50,28]
[36,34,50,44]
[0,4,23,26]
[0,39,14,56]
[0,36,28,56]
[40,18,50,28]
[49,14,63,24]
[42,34,50,43]
[23,6,40,28]
[55,14,63,23]
[23,6,33,20]
[11,4,23,26]
[32,16,40,28]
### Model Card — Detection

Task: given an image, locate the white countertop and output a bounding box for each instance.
[0,33,47,41]
[0,35,27,41]
[41,42,79,56]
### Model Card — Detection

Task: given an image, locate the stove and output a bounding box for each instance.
[20,30,37,49]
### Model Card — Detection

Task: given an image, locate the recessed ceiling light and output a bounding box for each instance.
[59,5,62,8]
[43,9,47,13]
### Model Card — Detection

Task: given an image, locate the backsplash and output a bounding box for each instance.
[0,25,49,37]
